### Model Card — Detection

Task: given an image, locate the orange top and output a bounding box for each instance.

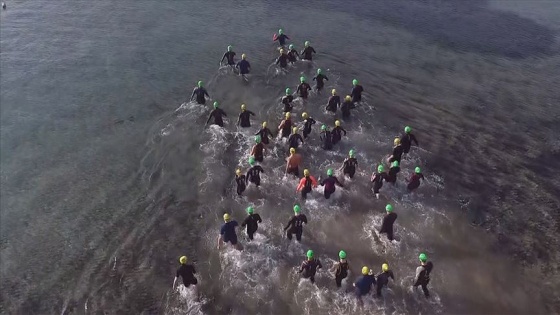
[296,176,318,191]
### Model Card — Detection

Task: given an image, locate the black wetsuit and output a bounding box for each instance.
[400,133,419,154]
[332,126,347,145]
[351,84,364,103]
[302,117,316,138]
[276,54,289,68]
[236,60,251,75]
[342,158,358,178]
[335,261,350,287]
[275,34,289,46]
[252,143,265,162]
[340,101,356,119]
[408,173,425,191]
[288,49,299,63]
[389,145,404,164]
[241,213,262,240]
[206,108,227,127]
[313,74,328,91]
[299,258,322,283]
[246,165,264,186]
[321,176,343,199]
[376,270,395,297]
[238,110,255,128]
[386,166,400,184]
[288,133,304,149]
[176,264,198,287]
[413,262,434,298]
[221,51,236,66]
[284,214,308,241]
[296,83,312,99]
[282,95,294,112]
[280,119,292,138]
[235,174,246,195]
[191,87,209,105]
[255,127,274,145]
[326,95,341,113]
[300,46,316,60]
[371,171,389,194]
[379,212,398,241]
[320,130,333,150]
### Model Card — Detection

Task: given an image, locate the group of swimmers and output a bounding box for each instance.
[175,29,434,305]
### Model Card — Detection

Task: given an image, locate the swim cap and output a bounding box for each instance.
[362,266,369,275]
[248,156,255,166]
[213,101,219,109]
[394,138,401,146]
[377,165,384,172]
[391,160,399,168]
[405,126,412,133]
[227,45,232,52]
[255,135,261,143]
[335,120,341,127]
[385,204,393,212]
[289,44,294,50]
[292,126,298,134]
[285,112,291,119]
[246,206,254,214]
[339,250,347,259]
[317,68,322,75]
[290,147,296,155]
[345,95,352,102]
[327,169,333,176]
[419,253,427,262]
[198,80,203,87]
[303,169,310,176]
[415,166,421,174]
[235,169,241,176]
[300,76,306,83]
[331,89,337,96]
[262,121,267,128]
[280,49,285,54]
[293,204,301,213]
[180,256,187,264]
[306,249,314,258]
[278,28,284,35]
[301,112,308,119]
[285,87,291,95]
[349,149,355,157]
[223,213,230,221]
[241,103,246,111]
[305,41,310,47]
[352,79,358,86]
[321,124,327,131]
[242,53,247,60]
[382,263,389,272]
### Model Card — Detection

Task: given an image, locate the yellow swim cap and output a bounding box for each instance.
[280,49,285,54]
[302,112,308,119]
[345,95,352,102]
[242,53,247,59]
[180,256,187,264]
[262,121,267,128]
[362,266,369,275]
[303,169,310,176]
[331,89,336,96]
[292,126,298,134]
[382,263,389,272]
[394,137,401,146]
[285,112,291,119]
[290,147,296,154]
[235,169,241,176]
[241,104,246,111]
[223,213,230,221]
[335,120,341,127]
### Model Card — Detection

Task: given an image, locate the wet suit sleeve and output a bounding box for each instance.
[205,110,214,125]
[255,214,262,223]
[298,261,306,273]
[296,177,306,191]
[371,173,377,182]
[389,270,394,280]
[221,53,227,63]
[310,176,318,187]
[302,214,308,225]
[341,127,347,136]
[320,178,326,186]
[204,88,209,98]
[325,75,329,81]
[298,134,304,144]
[275,57,280,65]
[284,216,294,230]
[191,88,197,100]
[414,266,424,284]
[411,134,419,146]
[249,110,255,116]
[241,216,249,228]
[312,47,316,53]
[237,113,242,126]
[256,165,264,173]
[317,260,323,269]
[310,118,316,125]
[245,169,251,184]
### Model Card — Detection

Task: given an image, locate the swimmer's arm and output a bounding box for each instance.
[217,235,223,249]
[173,276,178,290]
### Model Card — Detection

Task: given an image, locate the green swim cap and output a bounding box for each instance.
[321,124,327,131]
[385,204,393,212]
[405,126,412,133]
[352,79,358,86]
[419,253,427,262]
[317,68,322,75]
[289,44,294,50]
[285,87,291,95]
[415,166,421,174]
[255,135,262,143]
[306,249,314,258]
[293,204,301,213]
[246,206,254,214]
[305,41,310,47]
[339,250,347,259]
[227,45,232,52]
[327,169,333,176]
[377,165,384,172]
[248,156,255,166]
[391,160,399,168]
[300,76,306,83]
[198,80,203,87]
[279,28,284,35]
[349,149,355,157]
[213,101,218,109]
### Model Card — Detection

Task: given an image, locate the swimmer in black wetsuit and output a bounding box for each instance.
[191,80,210,105]
[376,263,395,297]
[282,88,294,112]
[296,76,312,100]
[313,68,328,91]
[387,137,404,165]
[220,45,236,66]
[351,79,364,103]
[331,120,347,145]
[299,250,322,283]
[331,250,350,288]
[173,256,198,290]
[278,112,293,139]
[250,135,266,162]
[246,156,265,187]
[320,124,333,150]
[274,28,290,46]
[205,101,227,127]
[413,253,434,298]
[276,49,290,69]
[379,204,397,241]
[320,169,343,199]
[400,126,419,156]
[288,44,299,64]
[236,54,251,78]
[235,169,246,196]
[341,95,356,119]
[326,89,341,113]
[241,206,262,241]
[386,161,400,185]
[371,165,389,199]
[237,103,255,128]
[218,213,242,251]
[408,167,425,192]
[340,149,358,179]
[300,41,316,61]
[288,127,304,150]
[255,121,274,145]
[301,112,316,139]
[284,204,308,241]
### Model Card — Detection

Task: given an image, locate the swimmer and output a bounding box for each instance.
[236,53,251,79]
[296,76,312,100]
[379,204,397,241]
[331,250,350,288]
[301,112,316,139]
[246,156,265,187]
[234,169,247,196]
[400,126,419,156]
[320,124,333,150]
[339,149,358,179]
[285,147,303,177]
[325,89,341,113]
[173,255,198,290]
[331,120,347,145]
[296,169,318,200]
[255,121,274,145]
[407,167,425,192]
[282,88,295,112]
[375,263,395,297]
[284,204,308,242]
[205,101,227,127]
[298,250,323,283]
[340,95,356,119]
[413,253,433,298]
[313,68,329,91]
[274,28,290,46]
[370,165,389,199]
[353,266,376,306]
[2,2,5,9]
[387,137,404,165]
[351,79,364,103]
[276,49,290,68]
[217,213,242,250]
[320,169,343,199]
[385,160,400,185]
[300,41,316,61]
[220,45,236,66]
[288,127,304,150]
[278,112,293,139]
[191,80,210,105]
[287,44,299,64]
[237,103,255,128]
[241,206,262,241]
[250,135,266,162]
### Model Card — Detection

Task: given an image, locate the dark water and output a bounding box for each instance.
[1,0,559,314]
